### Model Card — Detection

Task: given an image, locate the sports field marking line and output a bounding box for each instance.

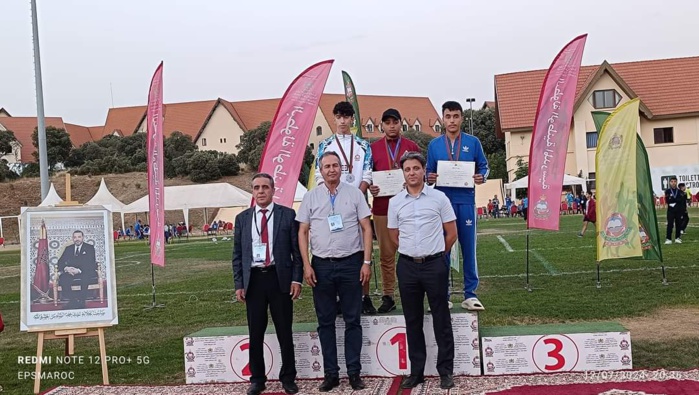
[481,264,698,279]
[530,249,559,275]
[496,235,514,252]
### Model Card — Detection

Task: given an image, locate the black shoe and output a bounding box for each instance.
[400,374,425,389]
[348,374,366,390]
[440,374,455,389]
[362,295,377,315]
[282,381,299,394]
[318,375,340,392]
[377,295,396,313]
[246,382,266,395]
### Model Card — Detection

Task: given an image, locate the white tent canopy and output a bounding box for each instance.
[39,183,64,206]
[294,181,307,202]
[213,181,308,224]
[505,174,588,199]
[86,178,127,231]
[123,183,253,230]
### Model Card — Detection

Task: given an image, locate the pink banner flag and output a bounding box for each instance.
[147,62,165,266]
[257,60,334,207]
[527,34,587,230]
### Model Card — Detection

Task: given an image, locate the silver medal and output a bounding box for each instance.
[345,173,355,183]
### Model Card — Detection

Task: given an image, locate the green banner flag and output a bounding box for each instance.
[342,71,362,138]
[592,109,663,262]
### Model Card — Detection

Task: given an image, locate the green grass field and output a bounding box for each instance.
[1,210,698,394]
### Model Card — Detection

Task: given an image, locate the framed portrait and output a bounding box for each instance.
[20,206,118,332]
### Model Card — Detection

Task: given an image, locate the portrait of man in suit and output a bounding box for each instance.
[233,172,303,395]
[57,230,98,309]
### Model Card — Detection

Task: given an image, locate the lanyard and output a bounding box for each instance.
[335,134,354,173]
[253,209,273,238]
[444,133,462,161]
[670,188,678,199]
[329,191,338,214]
[385,137,402,169]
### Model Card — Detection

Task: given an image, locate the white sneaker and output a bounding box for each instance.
[461,297,485,311]
[665,239,673,245]
[681,230,685,235]
[448,301,453,310]
[675,238,682,244]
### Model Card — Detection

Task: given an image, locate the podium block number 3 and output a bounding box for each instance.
[532,335,579,372]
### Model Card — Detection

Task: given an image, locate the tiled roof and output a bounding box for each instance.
[226,99,281,131]
[495,55,699,132]
[0,108,11,117]
[64,123,98,147]
[100,100,222,141]
[0,117,66,161]
[482,101,495,109]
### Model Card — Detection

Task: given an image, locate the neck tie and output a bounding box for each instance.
[260,209,271,266]
[74,246,78,256]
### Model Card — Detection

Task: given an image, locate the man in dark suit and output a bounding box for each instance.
[57,230,98,309]
[233,173,303,395]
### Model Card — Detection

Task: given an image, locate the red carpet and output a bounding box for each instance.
[402,369,699,395]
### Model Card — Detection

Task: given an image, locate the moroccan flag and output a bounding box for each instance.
[259,60,334,207]
[595,99,643,261]
[593,110,663,262]
[527,34,587,230]
[342,71,362,138]
[147,62,165,267]
[32,220,50,300]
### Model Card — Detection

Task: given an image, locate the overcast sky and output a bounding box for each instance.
[1,0,698,126]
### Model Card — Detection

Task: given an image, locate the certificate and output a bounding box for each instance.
[436,160,475,188]
[372,170,405,197]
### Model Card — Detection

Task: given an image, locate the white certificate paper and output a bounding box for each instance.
[372,170,405,197]
[436,161,475,188]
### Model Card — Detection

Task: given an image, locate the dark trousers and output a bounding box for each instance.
[59,273,96,305]
[681,211,690,232]
[667,209,682,240]
[311,252,363,376]
[397,254,454,376]
[246,268,296,385]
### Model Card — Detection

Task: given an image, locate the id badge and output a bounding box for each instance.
[328,214,344,232]
[253,243,267,263]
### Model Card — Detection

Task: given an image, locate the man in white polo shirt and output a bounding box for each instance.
[388,152,457,390]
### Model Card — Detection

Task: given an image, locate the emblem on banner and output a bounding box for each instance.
[621,354,631,366]
[533,196,551,219]
[620,339,630,350]
[185,337,194,347]
[470,320,478,332]
[486,362,495,373]
[373,318,379,325]
[187,367,196,378]
[472,356,480,368]
[602,212,631,246]
[310,332,319,340]
[471,338,479,350]
[311,344,320,356]
[312,360,322,372]
[609,133,623,149]
[354,154,360,162]
[185,351,195,362]
[484,346,494,357]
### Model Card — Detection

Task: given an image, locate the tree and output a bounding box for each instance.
[402,128,435,157]
[237,121,315,184]
[236,122,270,170]
[217,152,241,177]
[486,151,507,181]
[462,108,504,155]
[164,131,198,178]
[31,126,72,169]
[0,129,18,157]
[187,151,222,182]
[514,157,528,180]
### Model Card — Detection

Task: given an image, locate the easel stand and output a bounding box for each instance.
[33,327,109,394]
[32,174,111,393]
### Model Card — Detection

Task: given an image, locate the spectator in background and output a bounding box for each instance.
[581,192,588,216]
[680,183,690,236]
[134,219,143,239]
[685,187,693,208]
[126,226,133,239]
[665,177,685,244]
[578,192,596,237]
[505,196,512,217]
[574,194,581,214]
[492,195,500,218]
[487,199,493,218]
[522,196,529,221]
[566,191,574,214]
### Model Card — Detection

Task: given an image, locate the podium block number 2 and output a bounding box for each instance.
[532,335,579,373]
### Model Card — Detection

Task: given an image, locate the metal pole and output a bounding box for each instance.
[526,232,531,291]
[469,101,474,135]
[145,263,165,309]
[30,0,50,200]
[596,261,601,289]
[661,264,668,286]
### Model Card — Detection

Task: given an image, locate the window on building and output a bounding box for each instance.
[414,124,420,132]
[366,124,373,132]
[586,132,598,148]
[592,89,621,109]
[402,124,408,132]
[588,172,596,192]
[314,126,322,136]
[201,138,207,146]
[653,127,673,144]
[435,124,441,133]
